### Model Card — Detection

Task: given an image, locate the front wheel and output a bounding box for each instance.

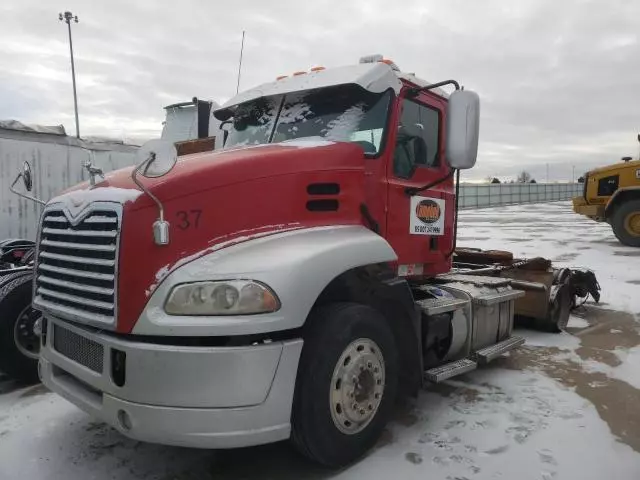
[0,273,41,384]
[611,199,640,247]
[291,302,398,467]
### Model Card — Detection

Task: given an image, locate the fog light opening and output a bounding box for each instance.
[111,349,126,387]
[117,409,132,431]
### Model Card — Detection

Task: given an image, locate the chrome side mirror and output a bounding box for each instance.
[446,90,480,170]
[132,140,178,246]
[10,161,45,206]
[22,161,33,192]
[137,139,178,178]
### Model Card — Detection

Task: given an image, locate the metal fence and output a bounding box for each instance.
[458,183,582,209]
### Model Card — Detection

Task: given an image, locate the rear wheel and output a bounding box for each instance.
[611,199,640,247]
[291,302,398,467]
[0,273,40,384]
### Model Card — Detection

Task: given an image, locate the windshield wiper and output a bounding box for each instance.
[267,95,287,144]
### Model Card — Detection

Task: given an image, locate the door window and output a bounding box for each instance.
[393,98,440,178]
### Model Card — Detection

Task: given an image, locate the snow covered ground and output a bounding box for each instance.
[1,201,639,480]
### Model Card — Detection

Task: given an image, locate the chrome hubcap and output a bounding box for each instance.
[13,306,41,360]
[330,338,385,435]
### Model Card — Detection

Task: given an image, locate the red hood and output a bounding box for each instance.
[61,140,366,210]
[54,140,368,333]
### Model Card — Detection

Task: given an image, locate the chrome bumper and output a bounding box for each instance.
[40,316,303,448]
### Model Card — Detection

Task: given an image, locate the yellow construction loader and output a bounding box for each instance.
[573,135,640,247]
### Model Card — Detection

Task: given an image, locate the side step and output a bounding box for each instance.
[424,358,477,383]
[416,297,469,316]
[475,336,525,364]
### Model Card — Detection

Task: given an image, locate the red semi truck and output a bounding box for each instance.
[35,56,539,466]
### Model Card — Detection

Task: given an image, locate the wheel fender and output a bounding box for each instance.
[133,225,397,336]
[605,186,640,217]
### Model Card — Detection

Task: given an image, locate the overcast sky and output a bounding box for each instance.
[1,0,639,181]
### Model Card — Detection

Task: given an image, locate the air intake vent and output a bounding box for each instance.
[306,199,339,212]
[307,183,340,195]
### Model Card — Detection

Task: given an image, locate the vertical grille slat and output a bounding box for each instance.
[35,206,120,327]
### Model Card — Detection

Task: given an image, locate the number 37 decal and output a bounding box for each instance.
[176,210,202,230]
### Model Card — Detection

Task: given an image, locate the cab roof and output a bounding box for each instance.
[215,59,447,120]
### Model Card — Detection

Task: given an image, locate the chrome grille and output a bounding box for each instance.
[35,205,120,326]
[53,324,104,373]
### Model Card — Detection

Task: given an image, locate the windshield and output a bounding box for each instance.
[223,84,392,155]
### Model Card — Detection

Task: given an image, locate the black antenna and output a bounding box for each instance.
[236,31,245,94]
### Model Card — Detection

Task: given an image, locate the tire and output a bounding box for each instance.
[0,273,40,384]
[611,199,640,247]
[291,302,399,467]
[537,283,572,333]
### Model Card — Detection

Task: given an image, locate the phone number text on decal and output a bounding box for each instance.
[414,226,441,234]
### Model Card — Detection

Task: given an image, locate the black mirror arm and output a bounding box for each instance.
[405,169,455,196]
[408,79,461,97]
[9,174,46,206]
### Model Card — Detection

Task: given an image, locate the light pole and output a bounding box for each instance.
[59,11,80,138]
[572,165,575,183]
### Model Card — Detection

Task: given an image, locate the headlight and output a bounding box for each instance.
[164,280,280,316]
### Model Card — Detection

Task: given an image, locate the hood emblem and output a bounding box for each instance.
[61,197,91,226]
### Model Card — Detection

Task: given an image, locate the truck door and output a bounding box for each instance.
[385,91,455,276]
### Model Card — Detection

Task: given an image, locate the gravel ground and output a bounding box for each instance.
[1,201,639,480]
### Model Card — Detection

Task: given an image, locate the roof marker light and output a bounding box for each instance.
[276,75,288,80]
[310,66,326,72]
[359,54,384,64]
[378,59,400,71]
[293,71,307,76]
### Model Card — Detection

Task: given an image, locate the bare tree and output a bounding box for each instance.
[517,170,533,183]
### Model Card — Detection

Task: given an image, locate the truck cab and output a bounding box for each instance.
[34,55,524,466]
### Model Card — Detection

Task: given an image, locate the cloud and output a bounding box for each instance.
[1,0,639,179]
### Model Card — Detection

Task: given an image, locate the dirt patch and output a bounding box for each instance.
[485,445,509,455]
[405,452,423,464]
[553,253,579,262]
[375,428,395,449]
[573,309,640,367]
[590,239,620,247]
[19,384,49,398]
[627,280,640,285]
[502,308,640,453]
[430,381,482,403]
[457,237,491,242]
[614,250,640,257]
[505,347,640,453]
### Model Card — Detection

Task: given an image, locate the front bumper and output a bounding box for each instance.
[572,196,605,220]
[40,316,303,449]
